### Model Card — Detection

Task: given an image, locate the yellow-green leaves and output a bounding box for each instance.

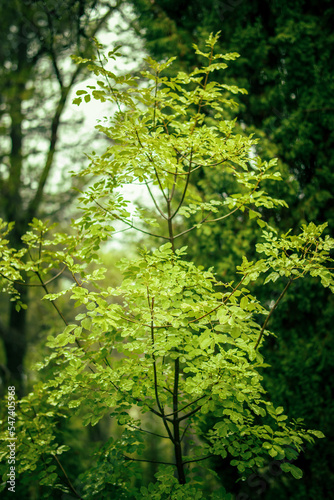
[256,222,334,291]
[0,31,331,496]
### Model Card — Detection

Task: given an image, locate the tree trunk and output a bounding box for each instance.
[2,285,28,398]
[1,26,28,397]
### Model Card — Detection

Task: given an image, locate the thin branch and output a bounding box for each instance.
[119,315,149,327]
[31,261,105,374]
[149,292,175,442]
[177,404,203,423]
[0,266,66,287]
[135,128,168,203]
[173,213,212,240]
[71,272,82,286]
[96,47,122,114]
[207,175,261,223]
[165,394,207,417]
[25,408,82,499]
[146,406,166,419]
[123,455,175,466]
[153,71,158,127]
[172,145,193,163]
[128,424,169,440]
[168,166,178,203]
[183,454,213,465]
[180,422,191,442]
[91,197,170,240]
[34,268,69,327]
[170,149,193,219]
[163,385,174,395]
[150,297,164,415]
[189,45,214,135]
[158,165,195,176]
[52,453,83,499]
[134,156,224,178]
[153,164,169,204]
[255,278,293,349]
[206,204,246,223]
[189,158,225,169]
[145,180,167,219]
[189,275,247,324]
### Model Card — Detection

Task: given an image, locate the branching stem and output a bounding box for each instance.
[255,278,293,349]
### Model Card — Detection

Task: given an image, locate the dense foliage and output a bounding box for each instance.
[127,2,334,497]
[1,35,333,498]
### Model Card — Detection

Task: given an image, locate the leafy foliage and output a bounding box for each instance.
[0,34,332,497]
[127,4,334,497]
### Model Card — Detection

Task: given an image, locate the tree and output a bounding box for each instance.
[125,2,334,496]
[0,0,123,394]
[0,34,333,498]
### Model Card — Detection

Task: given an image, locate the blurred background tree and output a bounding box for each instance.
[0,0,130,395]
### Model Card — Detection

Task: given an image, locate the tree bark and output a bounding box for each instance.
[1,26,28,396]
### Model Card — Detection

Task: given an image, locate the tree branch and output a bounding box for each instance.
[128,424,169,439]
[26,3,118,221]
[145,180,167,219]
[173,213,212,240]
[189,275,247,324]
[183,454,213,465]
[52,453,83,499]
[1,266,67,287]
[91,197,170,240]
[123,455,175,465]
[149,292,175,443]
[170,149,192,219]
[165,394,207,417]
[177,404,203,423]
[255,278,293,349]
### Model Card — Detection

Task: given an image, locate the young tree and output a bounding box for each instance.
[0,34,332,498]
[125,3,334,495]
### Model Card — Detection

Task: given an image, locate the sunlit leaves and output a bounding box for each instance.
[0,32,332,497]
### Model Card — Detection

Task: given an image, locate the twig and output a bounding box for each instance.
[173,213,212,240]
[189,275,247,324]
[123,455,176,465]
[91,196,169,241]
[165,394,207,417]
[52,453,83,499]
[145,180,167,219]
[170,149,193,219]
[128,424,169,439]
[149,293,175,443]
[183,454,213,465]
[254,278,293,349]
[0,266,66,287]
[178,404,203,423]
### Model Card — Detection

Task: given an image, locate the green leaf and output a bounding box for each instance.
[280,463,303,479]
[309,430,325,438]
[249,209,258,220]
